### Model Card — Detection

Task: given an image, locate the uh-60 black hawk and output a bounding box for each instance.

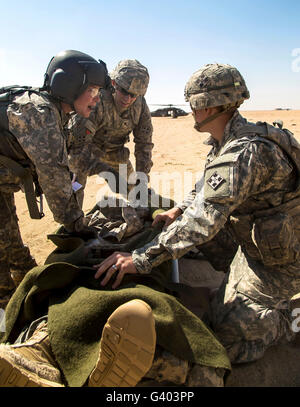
[150,104,189,119]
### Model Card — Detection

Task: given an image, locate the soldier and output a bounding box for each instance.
[68,59,153,207]
[0,50,109,308]
[94,63,300,366]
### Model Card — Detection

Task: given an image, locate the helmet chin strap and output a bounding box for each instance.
[194,106,237,132]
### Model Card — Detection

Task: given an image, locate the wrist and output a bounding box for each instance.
[132,250,152,274]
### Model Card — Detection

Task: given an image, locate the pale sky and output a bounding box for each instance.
[1,0,299,111]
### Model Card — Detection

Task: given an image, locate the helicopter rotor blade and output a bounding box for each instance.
[149,104,188,107]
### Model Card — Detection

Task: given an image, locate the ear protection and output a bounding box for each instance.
[49,68,84,104]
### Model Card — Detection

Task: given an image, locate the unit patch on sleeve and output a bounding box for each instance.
[206,171,226,190]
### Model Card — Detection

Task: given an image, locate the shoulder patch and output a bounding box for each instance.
[204,158,234,200]
[206,171,226,190]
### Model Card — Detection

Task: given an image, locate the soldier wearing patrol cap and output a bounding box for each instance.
[0,50,109,308]
[95,62,300,367]
[68,59,153,207]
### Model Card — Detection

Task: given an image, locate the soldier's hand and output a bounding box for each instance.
[152,207,183,228]
[93,252,137,289]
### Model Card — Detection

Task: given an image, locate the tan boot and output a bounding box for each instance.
[0,321,64,387]
[88,299,156,387]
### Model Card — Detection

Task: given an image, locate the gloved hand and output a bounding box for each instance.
[63,216,98,239]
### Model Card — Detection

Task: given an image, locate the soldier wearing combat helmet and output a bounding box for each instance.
[0,50,109,308]
[68,59,153,207]
[185,63,249,130]
[95,62,300,369]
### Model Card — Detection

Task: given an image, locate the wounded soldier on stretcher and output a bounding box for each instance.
[0,198,232,387]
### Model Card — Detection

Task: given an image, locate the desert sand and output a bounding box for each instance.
[11,109,300,386]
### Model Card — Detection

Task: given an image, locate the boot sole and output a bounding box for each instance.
[89,299,156,387]
[0,352,64,387]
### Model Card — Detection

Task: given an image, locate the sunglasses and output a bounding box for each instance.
[88,87,101,97]
[115,84,137,99]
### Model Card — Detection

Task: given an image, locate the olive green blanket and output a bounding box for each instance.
[1,226,231,387]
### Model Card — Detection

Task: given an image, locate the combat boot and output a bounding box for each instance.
[88,299,156,387]
[0,320,64,387]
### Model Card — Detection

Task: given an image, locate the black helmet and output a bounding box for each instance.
[43,50,110,105]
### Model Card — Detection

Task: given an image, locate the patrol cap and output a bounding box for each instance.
[43,50,110,105]
[184,63,250,110]
[110,59,149,96]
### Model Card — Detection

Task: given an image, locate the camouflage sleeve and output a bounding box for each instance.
[8,104,83,224]
[175,189,197,212]
[175,176,204,211]
[132,196,229,274]
[132,138,290,274]
[68,112,97,176]
[68,105,112,177]
[132,99,154,175]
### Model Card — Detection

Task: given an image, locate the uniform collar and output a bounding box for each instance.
[222,110,247,144]
[204,110,247,149]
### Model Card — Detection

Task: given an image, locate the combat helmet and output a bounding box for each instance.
[185,63,249,110]
[43,50,110,105]
[110,59,149,96]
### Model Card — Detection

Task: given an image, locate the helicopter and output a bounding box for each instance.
[150,104,190,119]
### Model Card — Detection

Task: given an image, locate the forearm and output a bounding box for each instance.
[175,175,204,212]
[175,189,197,212]
[133,102,154,175]
[132,202,228,273]
[134,141,154,175]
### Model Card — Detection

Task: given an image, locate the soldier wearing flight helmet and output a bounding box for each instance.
[0,50,109,308]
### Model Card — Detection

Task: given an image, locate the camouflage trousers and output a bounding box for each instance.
[0,191,37,309]
[141,345,225,387]
[210,247,295,364]
[15,317,225,387]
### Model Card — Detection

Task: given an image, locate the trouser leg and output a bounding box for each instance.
[211,288,293,363]
[5,193,37,286]
[141,345,225,387]
[0,192,17,308]
[210,251,295,364]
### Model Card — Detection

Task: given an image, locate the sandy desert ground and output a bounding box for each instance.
[14,109,300,265]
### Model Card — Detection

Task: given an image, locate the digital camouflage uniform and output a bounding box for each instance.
[68,59,153,206]
[143,345,225,386]
[131,64,300,365]
[0,90,83,308]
